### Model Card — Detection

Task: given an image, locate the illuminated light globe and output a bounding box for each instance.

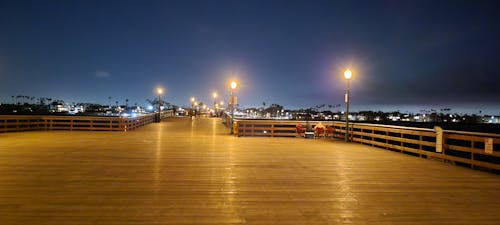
[230,81,237,89]
[344,69,352,80]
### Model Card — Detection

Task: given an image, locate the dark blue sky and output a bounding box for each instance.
[1,0,499,113]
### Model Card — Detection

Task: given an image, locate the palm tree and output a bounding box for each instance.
[125,99,129,107]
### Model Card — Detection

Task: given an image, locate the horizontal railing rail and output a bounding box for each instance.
[234,119,499,172]
[0,114,157,132]
[441,130,500,170]
[236,120,335,137]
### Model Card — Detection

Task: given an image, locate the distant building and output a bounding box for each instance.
[49,101,68,113]
[68,105,84,114]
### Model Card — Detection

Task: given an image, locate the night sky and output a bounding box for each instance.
[0,0,499,114]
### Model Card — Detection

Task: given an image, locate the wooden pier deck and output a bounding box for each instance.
[0,117,498,224]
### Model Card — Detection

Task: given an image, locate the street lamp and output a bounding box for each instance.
[212,92,218,116]
[344,69,352,142]
[190,97,196,117]
[229,81,238,134]
[157,88,163,123]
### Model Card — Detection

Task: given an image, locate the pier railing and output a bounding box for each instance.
[0,114,157,132]
[234,120,499,171]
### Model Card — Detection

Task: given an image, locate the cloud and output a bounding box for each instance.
[95,70,110,78]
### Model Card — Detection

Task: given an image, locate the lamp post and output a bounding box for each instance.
[344,69,352,142]
[229,81,237,134]
[157,88,163,123]
[190,97,195,117]
[190,97,195,106]
[212,92,218,117]
[194,101,198,116]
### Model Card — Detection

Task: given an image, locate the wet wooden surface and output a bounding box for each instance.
[0,117,499,224]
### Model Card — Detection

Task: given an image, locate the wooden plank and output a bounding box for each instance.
[1,117,499,225]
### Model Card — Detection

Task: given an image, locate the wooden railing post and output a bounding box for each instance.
[400,132,404,152]
[471,139,475,169]
[419,135,423,157]
[385,130,389,149]
[371,129,375,146]
[434,126,443,153]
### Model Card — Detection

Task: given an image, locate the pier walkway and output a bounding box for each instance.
[0,117,498,224]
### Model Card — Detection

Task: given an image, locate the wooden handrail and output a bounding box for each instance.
[234,119,499,172]
[0,114,157,132]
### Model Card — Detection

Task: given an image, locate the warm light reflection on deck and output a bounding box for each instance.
[0,117,498,224]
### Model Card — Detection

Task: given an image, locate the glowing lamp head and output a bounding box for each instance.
[344,69,352,80]
[190,97,195,102]
[157,88,163,95]
[212,92,218,98]
[230,81,237,90]
[220,101,224,106]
